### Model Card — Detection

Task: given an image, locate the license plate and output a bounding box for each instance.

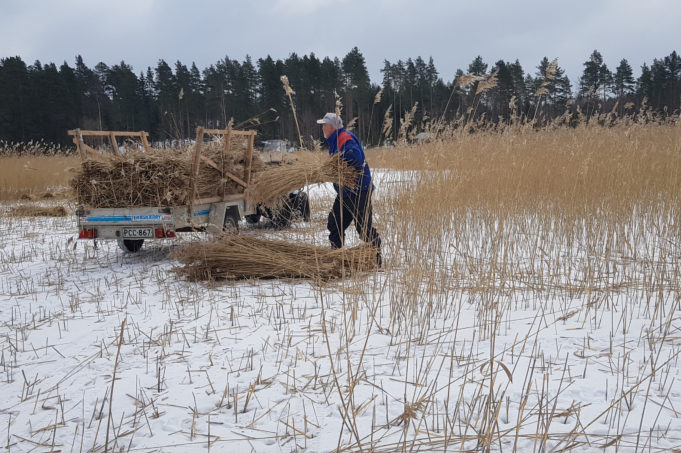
[123,228,153,238]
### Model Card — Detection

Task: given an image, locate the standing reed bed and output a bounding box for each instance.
[368,121,681,216]
[335,120,681,451]
[0,141,78,200]
[0,139,73,157]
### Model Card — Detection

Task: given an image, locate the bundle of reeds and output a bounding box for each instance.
[170,236,378,281]
[7,205,68,217]
[245,153,358,206]
[71,140,264,208]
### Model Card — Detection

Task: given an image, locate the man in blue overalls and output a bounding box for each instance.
[317,113,382,263]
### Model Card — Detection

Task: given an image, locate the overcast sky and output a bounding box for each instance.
[1,0,679,90]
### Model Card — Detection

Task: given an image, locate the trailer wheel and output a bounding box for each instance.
[117,239,144,253]
[223,207,240,234]
[270,201,293,228]
[292,191,310,221]
[245,213,261,224]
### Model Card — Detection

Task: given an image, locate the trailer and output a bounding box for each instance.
[70,127,260,252]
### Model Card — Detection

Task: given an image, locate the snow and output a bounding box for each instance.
[1,170,680,452]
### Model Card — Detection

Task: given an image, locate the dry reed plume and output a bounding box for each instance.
[171,236,378,280]
[0,139,72,157]
[246,153,358,206]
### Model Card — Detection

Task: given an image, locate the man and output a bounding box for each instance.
[317,113,382,263]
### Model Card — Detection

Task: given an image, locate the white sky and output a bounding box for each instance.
[1,0,679,89]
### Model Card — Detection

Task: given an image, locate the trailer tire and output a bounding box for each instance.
[117,239,144,253]
[271,201,293,228]
[245,213,261,224]
[292,191,310,221]
[223,207,240,234]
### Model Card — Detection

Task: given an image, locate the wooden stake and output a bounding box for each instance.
[76,129,87,162]
[189,126,205,206]
[222,127,232,198]
[140,132,151,152]
[109,132,119,155]
[245,131,255,185]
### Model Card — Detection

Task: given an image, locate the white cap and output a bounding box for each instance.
[316,112,343,129]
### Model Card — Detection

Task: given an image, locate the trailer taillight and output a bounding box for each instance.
[154,228,165,238]
[79,228,97,239]
[165,230,176,238]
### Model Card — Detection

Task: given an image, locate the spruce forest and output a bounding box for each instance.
[1,47,680,147]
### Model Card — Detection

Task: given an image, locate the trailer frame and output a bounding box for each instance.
[72,127,258,252]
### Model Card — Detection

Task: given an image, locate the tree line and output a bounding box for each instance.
[0,48,679,147]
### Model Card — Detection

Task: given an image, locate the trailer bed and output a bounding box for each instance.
[77,197,250,241]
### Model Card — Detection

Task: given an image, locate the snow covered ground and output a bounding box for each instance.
[1,170,680,452]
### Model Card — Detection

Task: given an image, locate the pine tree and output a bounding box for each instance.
[174,61,192,136]
[663,51,681,112]
[467,56,488,75]
[28,62,72,142]
[380,60,397,140]
[507,60,528,115]
[579,50,612,106]
[405,58,416,107]
[135,70,154,133]
[492,60,515,119]
[649,58,668,109]
[534,57,571,117]
[614,59,635,98]
[341,47,371,137]
[155,59,178,137]
[106,61,141,131]
[637,63,653,102]
[257,55,285,137]
[426,57,439,115]
[230,56,258,127]
[59,61,81,133]
[0,56,29,141]
[74,55,106,130]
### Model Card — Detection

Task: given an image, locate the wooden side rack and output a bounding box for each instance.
[189,127,257,205]
[68,129,151,160]
[68,127,257,208]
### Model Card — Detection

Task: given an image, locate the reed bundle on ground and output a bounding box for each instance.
[7,205,68,217]
[171,236,378,281]
[246,153,358,206]
[71,139,264,208]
